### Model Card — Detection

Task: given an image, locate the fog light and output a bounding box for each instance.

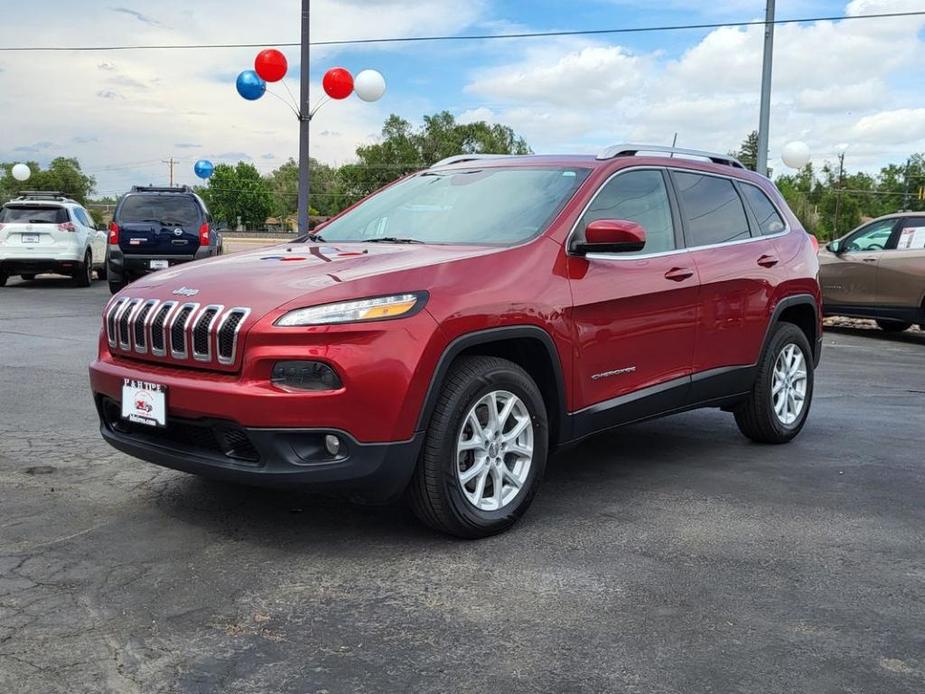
[324,434,341,457]
[271,360,342,391]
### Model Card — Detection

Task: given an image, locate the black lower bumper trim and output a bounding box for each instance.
[1,258,81,275]
[96,396,422,501]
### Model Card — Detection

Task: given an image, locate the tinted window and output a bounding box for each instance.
[74,208,91,226]
[118,195,201,228]
[740,183,786,235]
[843,218,896,252]
[576,170,675,253]
[674,172,751,246]
[318,167,590,245]
[0,205,68,224]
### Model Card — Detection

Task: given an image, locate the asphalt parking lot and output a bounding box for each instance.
[1,276,924,694]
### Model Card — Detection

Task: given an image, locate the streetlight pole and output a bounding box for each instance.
[297,0,311,234]
[756,0,775,176]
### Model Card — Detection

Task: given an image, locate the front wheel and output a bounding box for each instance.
[108,280,125,295]
[408,356,548,538]
[876,320,911,333]
[734,322,814,444]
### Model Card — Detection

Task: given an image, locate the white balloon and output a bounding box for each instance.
[11,163,31,181]
[354,69,386,102]
[782,141,811,169]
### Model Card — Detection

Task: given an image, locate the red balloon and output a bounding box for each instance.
[255,49,288,82]
[323,67,354,100]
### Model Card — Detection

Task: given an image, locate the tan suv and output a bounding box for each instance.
[819,212,925,332]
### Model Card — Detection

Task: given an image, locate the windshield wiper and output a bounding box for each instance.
[363,236,423,244]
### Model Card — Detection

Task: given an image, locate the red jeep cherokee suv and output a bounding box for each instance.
[90,145,822,537]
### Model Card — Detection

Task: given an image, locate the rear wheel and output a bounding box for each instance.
[734,322,814,444]
[108,280,125,295]
[876,320,912,333]
[0,272,7,287]
[73,250,92,287]
[20,274,36,281]
[96,256,108,280]
[408,356,548,538]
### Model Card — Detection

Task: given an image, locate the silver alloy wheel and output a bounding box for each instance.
[456,390,534,511]
[771,343,808,426]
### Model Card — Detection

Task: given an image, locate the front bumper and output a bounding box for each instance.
[96,396,422,500]
[108,245,213,281]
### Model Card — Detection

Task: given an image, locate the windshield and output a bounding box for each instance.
[316,167,590,245]
[0,205,68,224]
[118,195,201,228]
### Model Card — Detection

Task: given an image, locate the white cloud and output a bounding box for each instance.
[461,0,925,171]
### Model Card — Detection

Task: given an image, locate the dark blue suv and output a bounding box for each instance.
[107,186,223,294]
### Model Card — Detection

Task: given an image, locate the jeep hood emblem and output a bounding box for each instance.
[172,287,200,297]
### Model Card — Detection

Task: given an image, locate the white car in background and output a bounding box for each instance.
[0,192,107,287]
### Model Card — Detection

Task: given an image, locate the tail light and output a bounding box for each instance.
[199,223,210,246]
[58,222,77,232]
[809,234,819,253]
[109,222,120,244]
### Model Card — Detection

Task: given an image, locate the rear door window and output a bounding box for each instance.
[740,183,786,235]
[118,196,201,228]
[673,172,751,247]
[895,218,925,250]
[0,205,68,224]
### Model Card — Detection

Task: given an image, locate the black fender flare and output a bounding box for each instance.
[766,293,822,367]
[414,325,570,445]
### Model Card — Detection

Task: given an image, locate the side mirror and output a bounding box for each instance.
[573,219,647,255]
[826,240,842,254]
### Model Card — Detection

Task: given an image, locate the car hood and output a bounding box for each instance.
[122,241,497,315]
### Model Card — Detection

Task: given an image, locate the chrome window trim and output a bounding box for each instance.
[191,304,224,363]
[215,307,251,366]
[169,302,200,360]
[116,298,140,350]
[150,301,179,357]
[133,299,160,354]
[565,165,792,262]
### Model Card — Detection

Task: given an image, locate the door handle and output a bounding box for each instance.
[757,254,779,268]
[664,267,694,282]
[862,257,878,263]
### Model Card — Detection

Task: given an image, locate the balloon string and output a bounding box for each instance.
[264,87,301,119]
[308,95,331,119]
[280,79,300,112]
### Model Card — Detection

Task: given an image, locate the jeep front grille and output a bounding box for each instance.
[105,299,250,370]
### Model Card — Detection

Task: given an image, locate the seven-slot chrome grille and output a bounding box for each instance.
[105,297,250,369]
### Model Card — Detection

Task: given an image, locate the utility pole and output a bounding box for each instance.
[833,151,845,240]
[297,0,311,234]
[162,156,178,187]
[756,0,775,176]
[902,158,912,210]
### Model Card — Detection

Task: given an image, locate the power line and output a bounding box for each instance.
[1,11,923,52]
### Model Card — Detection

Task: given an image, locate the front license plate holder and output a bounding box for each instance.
[121,379,167,427]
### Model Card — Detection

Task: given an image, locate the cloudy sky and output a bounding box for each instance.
[1,0,923,196]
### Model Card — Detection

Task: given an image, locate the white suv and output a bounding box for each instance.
[0,192,107,287]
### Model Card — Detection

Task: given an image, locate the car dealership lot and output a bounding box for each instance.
[1,278,924,693]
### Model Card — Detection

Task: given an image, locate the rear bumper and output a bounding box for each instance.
[0,257,82,275]
[108,245,213,280]
[95,395,422,500]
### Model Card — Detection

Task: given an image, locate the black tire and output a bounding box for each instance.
[108,280,125,295]
[96,257,108,280]
[20,274,36,281]
[876,320,911,333]
[408,356,548,538]
[734,322,814,444]
[0,272,7,287]
[73,250,92,287]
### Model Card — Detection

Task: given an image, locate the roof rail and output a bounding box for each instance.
[596,144,745,169]
[429,154,519,168]
[15,190,73,202]
[130,185,194,193]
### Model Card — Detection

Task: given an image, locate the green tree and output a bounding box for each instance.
[199,162,272,229]
[731,131,760,172]
[265,157,342,221]
[1,158,96,204]
[338,111,531,205]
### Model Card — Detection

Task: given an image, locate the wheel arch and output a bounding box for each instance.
[415,326,569,447]
[769,294,821,366]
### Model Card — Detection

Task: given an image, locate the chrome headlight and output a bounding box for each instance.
[275,292,427,327]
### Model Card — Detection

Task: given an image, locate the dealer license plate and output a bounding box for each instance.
[121,379,167,427]
[150,259,169,270]
[21,233,39,244]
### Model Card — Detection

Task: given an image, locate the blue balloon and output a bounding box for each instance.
[236,70,266,101]
[194,160,214,179]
